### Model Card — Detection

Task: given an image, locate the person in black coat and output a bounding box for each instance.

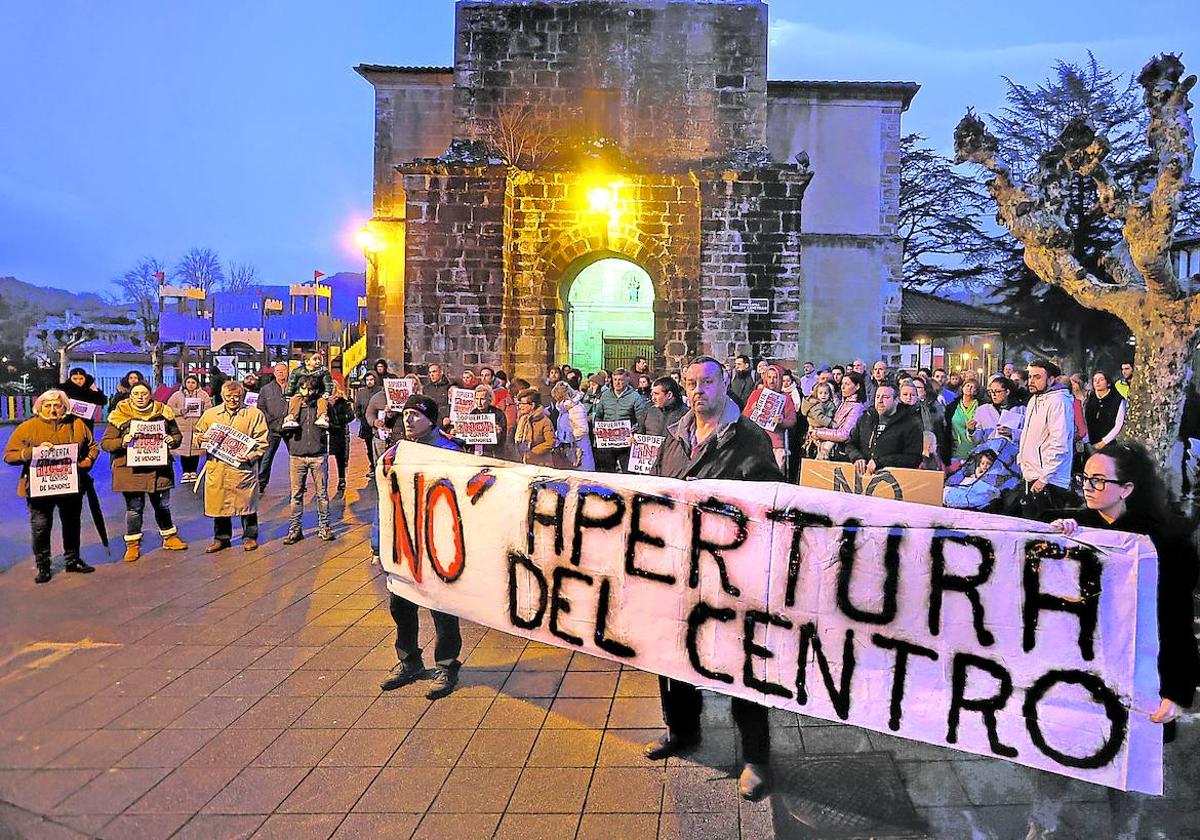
[58,367,107,429]
[845,384,924,473]
[648,356,781,802]
[638,375,688,437]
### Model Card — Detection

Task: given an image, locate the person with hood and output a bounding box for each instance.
[550,382,593,469]
[5,389,100,583]
[742,363,798,470]
[354,371,383,476]
[845,383,924,473]
[1011,359,1076,517]
[372,358,393,382]
[58,368,106,429]
[194,381,269,552]
[106,370,145,413]
[513,389,556,466]
[591,367,648,472]
[166,374,212,482]
[639,375,688,437]
[256,362,290,494]
[101,382,187,562]
[726,354,756,409]
[646,356,781,801]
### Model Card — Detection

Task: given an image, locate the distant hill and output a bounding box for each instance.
[0,276,110,349]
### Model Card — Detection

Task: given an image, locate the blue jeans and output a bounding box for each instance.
[288,455,329,533]
[124,490,175,539]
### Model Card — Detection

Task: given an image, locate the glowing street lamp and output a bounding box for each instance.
[587,186,616,213]
[355,226,386,254]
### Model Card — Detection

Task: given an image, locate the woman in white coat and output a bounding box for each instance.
[551,383,594,470]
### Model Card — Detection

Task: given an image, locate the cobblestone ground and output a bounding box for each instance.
[0,433,1197,839]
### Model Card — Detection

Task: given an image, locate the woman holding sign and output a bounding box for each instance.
[58,368,106,429]
[742,363,798,470]
[167,375,212,482]
[5,389,99,583]
[102,383,186,562]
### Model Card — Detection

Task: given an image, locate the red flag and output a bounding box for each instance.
[153,271,165,282]
[313,270,325,282]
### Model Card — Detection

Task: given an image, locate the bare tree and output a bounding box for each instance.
[479,103,556,168]
[33,325,98,382]
[955,54,1197,466]
[899,134,1004,290]
[173,247,224,293]
[224,261,259,292]
[115,257,165,385]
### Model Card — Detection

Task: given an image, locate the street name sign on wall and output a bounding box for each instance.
[730,298,771,315]
[377,442,1163,793]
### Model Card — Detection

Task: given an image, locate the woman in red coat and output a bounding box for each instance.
[741,363,797,472]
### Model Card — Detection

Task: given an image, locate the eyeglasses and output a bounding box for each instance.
[1080,474,1128,491]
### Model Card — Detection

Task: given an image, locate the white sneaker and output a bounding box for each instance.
[282,416,300,429]
[315,415,330,428]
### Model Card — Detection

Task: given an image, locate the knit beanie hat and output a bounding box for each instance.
[402,394,439,425]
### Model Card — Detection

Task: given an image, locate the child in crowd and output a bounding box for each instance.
[282,352,335,430]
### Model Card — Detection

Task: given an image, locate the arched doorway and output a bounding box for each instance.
[566,257,655,373]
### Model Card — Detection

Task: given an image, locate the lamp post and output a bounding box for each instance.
[92,350,107,379]
[982,342,991,378]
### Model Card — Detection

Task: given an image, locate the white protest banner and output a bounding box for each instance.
[243,391,259,408]
[203,423,258,468]
[748,388,787,432]
[183,398,204,418]
[450,387,476,423]
[384,378,414,412]
[456,414,498,445]
[628,433,665,474]
[378,442,1163,793]
[67,398,99,422]
[799,459,945,507]
[127,420,169,468]
[29,444,79,498]
[594,419,633,449]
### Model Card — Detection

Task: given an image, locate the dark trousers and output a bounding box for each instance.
[330,435,348,485]
[28,495,83,569]
[389,592,462,668]
[213,513,259,542]
[258,432,285,491]
[658,676,770,764]
[360,434,376,472]
[124,490,174,537]
[180,454,201,473]
[595,447,630,473]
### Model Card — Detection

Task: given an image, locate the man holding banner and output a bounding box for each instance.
[5,389,99,583]
[649,355,782,800]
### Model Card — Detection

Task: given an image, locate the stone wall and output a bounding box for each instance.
[453,0,767,163]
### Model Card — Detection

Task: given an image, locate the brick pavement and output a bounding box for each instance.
[1,442,1197,839]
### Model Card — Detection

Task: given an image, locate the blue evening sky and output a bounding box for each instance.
[1,0,1195,293]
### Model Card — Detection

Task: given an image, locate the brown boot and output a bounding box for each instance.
[205,540,231,554]
[123,539,141,562]
[161,533,188,551]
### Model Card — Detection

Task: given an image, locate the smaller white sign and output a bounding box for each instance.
[450,387,476,422]
[384,378,414,412]
[67,398,99,421]
[204,423,258,468]
[748,388,787,432]
[628,433,665,474]
[128,420,169,468]
[30,444,79,497]
[456,414,499,445]
[243,391,259,408]
[594,419,633,449]
[998,408,1025,432]
[183,397,204,418]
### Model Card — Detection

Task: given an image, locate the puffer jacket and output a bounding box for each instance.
[592,385,648,431]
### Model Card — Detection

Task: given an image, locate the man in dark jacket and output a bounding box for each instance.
[281,375,333,544]
[845,384,924,473]
[423,363,457,430]
[648,355,781,802]
[256,362,290,493]
[638,376,687,437]
[726,354,756,409]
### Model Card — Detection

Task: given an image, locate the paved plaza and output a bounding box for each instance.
[0,433,1197,839]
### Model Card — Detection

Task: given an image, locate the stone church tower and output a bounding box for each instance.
[357,0,916,376]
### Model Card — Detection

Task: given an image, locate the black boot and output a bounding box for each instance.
[34,562,52,584]
[63,558,95,574]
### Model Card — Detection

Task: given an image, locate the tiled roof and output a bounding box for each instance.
[354,64,453,75]
[901,289,1033,334]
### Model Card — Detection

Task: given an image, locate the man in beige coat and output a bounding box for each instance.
[194,381,269,552]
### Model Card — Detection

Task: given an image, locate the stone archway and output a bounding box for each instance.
[561,255,656,373]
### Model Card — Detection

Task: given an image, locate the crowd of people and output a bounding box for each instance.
[5,349,1197,810]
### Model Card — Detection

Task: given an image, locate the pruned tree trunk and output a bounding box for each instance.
[151,343,162,387]
[956,54,1198,468]
[58,348,70,384]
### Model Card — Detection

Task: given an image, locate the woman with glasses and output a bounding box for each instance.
[973,376,1024,445]
[1046,441,1198,835]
